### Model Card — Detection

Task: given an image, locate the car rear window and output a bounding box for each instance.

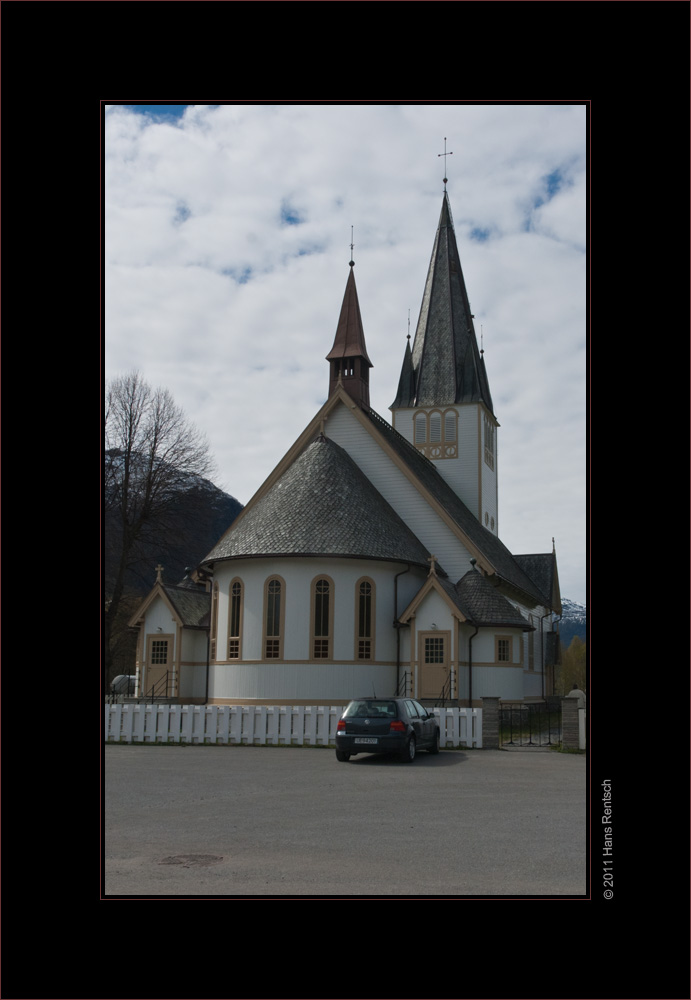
[344,700,398,718]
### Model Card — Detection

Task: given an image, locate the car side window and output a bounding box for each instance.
[413,700,428,717]
[405,700,418,718]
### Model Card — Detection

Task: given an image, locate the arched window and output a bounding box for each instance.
[312,576,333,659]
[443,409,457,457]
[356,578,375,660]
[484,414,495,469]
[210,581,219,661]
[415,412,427,445]
[264,576,285,659]
[228,578,243,659]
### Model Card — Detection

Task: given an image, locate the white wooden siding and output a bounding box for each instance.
[208,662,399,702]
[389,405,482,519]
[327,404,476,581]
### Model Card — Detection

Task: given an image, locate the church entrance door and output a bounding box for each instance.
[418,630,450,700]
[144,634,174,698]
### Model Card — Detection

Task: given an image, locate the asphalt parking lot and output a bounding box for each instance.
[104,744,587,897]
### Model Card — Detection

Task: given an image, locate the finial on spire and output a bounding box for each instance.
[480,324,484,356]
[438,137,453,190]
[407,309,411,341]
[349,226,355,267]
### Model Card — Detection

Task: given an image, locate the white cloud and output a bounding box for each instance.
[105,102,587,605]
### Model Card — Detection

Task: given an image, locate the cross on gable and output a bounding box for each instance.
[155,564,164,584]
[427,554,438,576]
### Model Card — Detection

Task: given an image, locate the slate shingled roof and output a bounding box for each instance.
[365,408,552,607]
[453,570,533,628]
[202,435,435,571]
[392,193,494,413]
[162,584,210,628]
[325,267,372,366]
[513,553,560,612]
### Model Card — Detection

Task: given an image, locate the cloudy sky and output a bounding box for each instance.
[104,103,587,606]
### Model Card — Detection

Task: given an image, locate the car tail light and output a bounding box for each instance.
[389,720,406,732]
[337,719,346,732]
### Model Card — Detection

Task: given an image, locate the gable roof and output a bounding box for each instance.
[399,567,533,630]
[202,434,435,571]
[199,386,556,610]
[128,579,210,629]
[454,570,534,628]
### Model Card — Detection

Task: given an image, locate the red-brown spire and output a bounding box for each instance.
[326,266,372,408]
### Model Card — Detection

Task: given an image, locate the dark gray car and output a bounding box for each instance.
[335,697,440,763]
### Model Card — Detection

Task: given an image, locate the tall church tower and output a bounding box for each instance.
[390,192,499,535]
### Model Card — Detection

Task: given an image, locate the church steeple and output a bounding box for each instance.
[391,191,493,415]
[390,190,499,534]
[326,264,372,409]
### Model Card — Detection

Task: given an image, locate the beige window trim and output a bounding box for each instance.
[228,578,244,660]
[495,634,513,663]
[263,575,286,660]
[210,582,219,661]
[355,577,376,661]
[311,575,334,661]
[413,407,458,460]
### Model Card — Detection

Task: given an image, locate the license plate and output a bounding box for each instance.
[354,737,378,745]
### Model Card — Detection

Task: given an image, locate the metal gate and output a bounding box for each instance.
[499,699,561,748]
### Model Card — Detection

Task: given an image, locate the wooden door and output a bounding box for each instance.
[144,634,174,697]
[418,631,450,699]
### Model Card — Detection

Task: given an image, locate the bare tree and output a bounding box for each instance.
[104,371,214,684]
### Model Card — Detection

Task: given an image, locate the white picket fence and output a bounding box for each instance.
[105,703,482,748]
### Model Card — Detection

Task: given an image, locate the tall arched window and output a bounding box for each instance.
[312,576,333,659]
[264,576,285,659]
[443,409,457,458]
[228,578,243,659]
[484,414,495,469]
[415,412,427,445]
[210,581,219,661]
[356,578,375,660]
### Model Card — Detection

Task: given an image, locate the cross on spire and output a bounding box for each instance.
[438,137,453,189]
[349,226,355,267]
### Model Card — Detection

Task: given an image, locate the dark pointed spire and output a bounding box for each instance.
[391,335,416,409]
[392,192,494,414]
[326,266,372,408]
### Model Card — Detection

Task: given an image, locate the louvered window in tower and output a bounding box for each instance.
[413,409,458,459]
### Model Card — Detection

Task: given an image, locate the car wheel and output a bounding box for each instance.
[428,728,440,754]
[335,750,350,762]
[400,735,416,763]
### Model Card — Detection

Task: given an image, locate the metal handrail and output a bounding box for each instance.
[143,670,169,704]
[437,673,451,707]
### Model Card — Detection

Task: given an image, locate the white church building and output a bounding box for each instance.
[129,191,562,706]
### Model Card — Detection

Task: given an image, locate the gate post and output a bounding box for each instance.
[561,697,581,749]
[481,697,500,749]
